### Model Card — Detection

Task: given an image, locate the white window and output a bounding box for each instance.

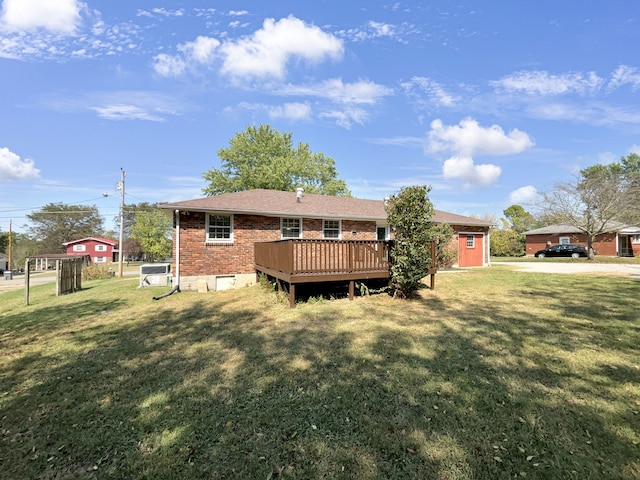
[466,235,475,248]
[281,218,302,238]
[206,214,233,242]
[95,244,107,252]
[94,256,107,263]
[377,226,389,241]
[633,235,640,244]
[559,236,571,245]
[73,244,86,252]
[323,219,341,239]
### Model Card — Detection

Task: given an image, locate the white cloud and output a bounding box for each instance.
[442,156,501,189]
[267,102,311,120]
[427,118,534,157]
[491,70,603,96]
[91,104,165,122]
[0,147,41,180]
[426,118,533,189]
[278,78,393,104]
[153,36,220,76]
[630,144,640,154]
[608,65,640,92]
[508,185,540,205]
[235,101,312,121]
[219,15,343,79]
[319,107,369,129]
[401,76,458,108]
[0,0,84,34]
[152,53,187,77]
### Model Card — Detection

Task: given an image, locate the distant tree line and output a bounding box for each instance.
[2,202,172,268]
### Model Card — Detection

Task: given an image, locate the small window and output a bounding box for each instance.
[323,219,341,239]
[559,236,570,245]
[466,235,475,248]
[94,256,107,263]
[281,218,302,238]
[207,214,233,242]
[95,244,107,252]
[633,235,640,244]
[377,226,388,241]
[73,244,86,252]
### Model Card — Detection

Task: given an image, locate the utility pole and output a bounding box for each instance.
[117,169,125,277]
[7,219,12,272]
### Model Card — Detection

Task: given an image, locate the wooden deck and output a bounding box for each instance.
[254,239,437,307]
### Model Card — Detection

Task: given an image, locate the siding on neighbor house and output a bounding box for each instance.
[175,212,379,277]
[525,232,618,256]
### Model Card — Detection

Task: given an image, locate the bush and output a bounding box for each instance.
[82,264,115,281]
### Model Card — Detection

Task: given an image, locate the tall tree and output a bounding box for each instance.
[114,202,158,239]
[203,124,351,196]
[503,205,537,234]
[541,156,640,259]
[130,209,172,262]
[385,185,439,299]
[0,228,8,254]
[25,203,104,254]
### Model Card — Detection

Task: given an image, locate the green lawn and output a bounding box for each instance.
[1,267,639,479]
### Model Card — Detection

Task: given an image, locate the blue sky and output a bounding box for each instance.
[1,1,639,233]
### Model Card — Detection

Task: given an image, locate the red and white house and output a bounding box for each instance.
[160,189,494,291]
[62,237,119,264]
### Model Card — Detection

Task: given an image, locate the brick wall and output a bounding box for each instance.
[174,212,379,276]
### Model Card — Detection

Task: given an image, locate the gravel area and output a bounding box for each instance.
[493,261,640,279]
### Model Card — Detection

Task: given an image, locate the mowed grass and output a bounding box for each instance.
[1,267,639,479]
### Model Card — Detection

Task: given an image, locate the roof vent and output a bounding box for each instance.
[295,187,304,202]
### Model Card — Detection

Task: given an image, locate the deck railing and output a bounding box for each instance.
[254,239,390,278]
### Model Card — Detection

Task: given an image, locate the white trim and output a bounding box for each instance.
[323,219,341,239]
[281,217,302,239]
[458,231,488,267]
[206,213,234,243]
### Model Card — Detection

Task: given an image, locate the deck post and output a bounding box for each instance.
[349,280,354,301]
[430,273,435,290]
[289,283,296,308]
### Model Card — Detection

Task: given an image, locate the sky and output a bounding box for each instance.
[1,0,640,234]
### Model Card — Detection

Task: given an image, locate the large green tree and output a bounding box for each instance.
[130,209,172,262]
[503,204,537,234]
[203,124,351,196]
[385,185,440,299]
[541,153,640,259]
[25,203,105,254]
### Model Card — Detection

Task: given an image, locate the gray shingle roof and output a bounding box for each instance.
[160,189,495,227]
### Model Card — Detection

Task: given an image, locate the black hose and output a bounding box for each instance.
[152,285,180,300]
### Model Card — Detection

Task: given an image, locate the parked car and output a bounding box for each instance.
[534,244,588,258]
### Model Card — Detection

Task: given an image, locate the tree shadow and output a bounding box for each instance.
[1,272,638,479]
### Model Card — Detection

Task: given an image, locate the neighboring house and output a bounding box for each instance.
[0,252,7,271]
[62,237,119,264]
[159,189,494,291]
[524,223,640,257]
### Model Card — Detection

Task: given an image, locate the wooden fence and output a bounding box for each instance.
[56,257,83,296]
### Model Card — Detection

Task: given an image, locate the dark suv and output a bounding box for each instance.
[534,244,588,258]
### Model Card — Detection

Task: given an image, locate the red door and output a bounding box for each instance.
[458,233,484,267]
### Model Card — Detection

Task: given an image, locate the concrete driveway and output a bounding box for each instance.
[493,261,640,279]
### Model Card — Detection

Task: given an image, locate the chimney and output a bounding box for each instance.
[295,187,304,202]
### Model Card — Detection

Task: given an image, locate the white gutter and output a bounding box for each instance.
[175,209,180,286]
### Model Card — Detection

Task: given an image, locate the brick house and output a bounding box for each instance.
[524,223,640,257]
[62,237,119,264]
[159,189,494,291]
